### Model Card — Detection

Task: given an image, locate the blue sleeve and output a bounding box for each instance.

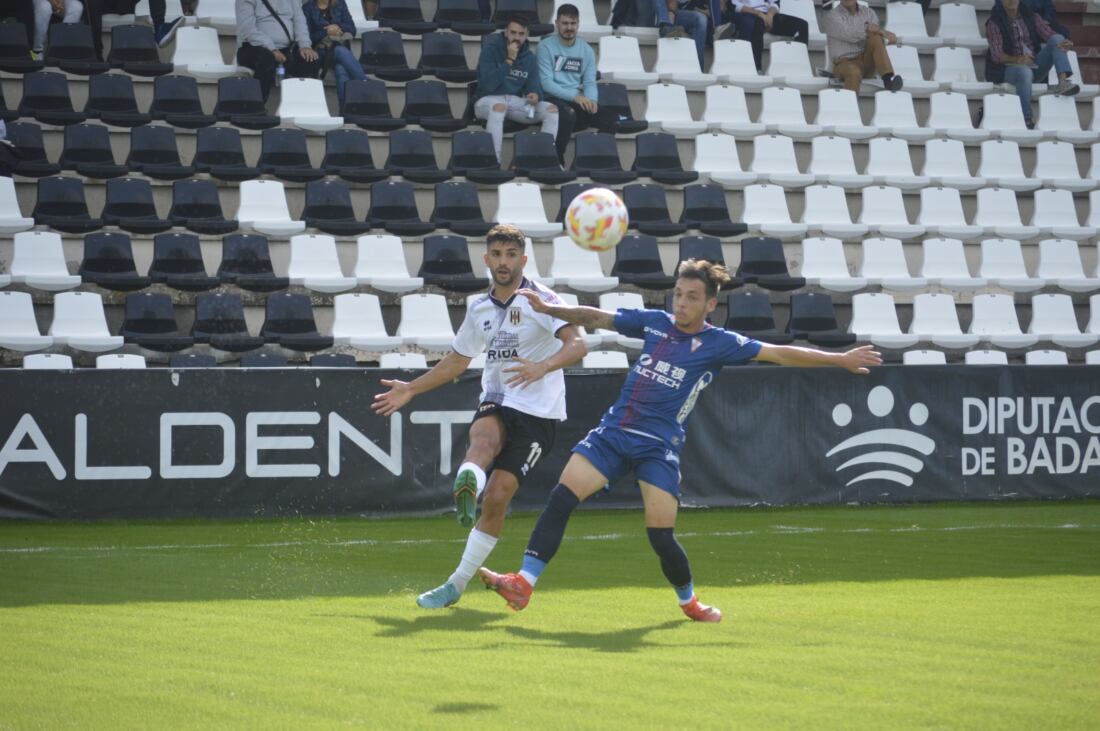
[302,3,326,47]
[476,37,508,97]
[537,41,571,101]
[336,0,357,36]
[583,45,598,100]
[613,308,665,339]
[719,329,762,365]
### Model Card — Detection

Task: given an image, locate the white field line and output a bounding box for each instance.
[0,523,1096,555]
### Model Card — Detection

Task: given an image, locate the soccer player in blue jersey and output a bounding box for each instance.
[479,259,882,622]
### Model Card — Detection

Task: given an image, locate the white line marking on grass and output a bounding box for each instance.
[1,523,1097,556]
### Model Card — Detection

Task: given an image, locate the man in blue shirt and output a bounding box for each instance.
[480,259,882,622]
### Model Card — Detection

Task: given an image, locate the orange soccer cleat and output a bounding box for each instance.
[478,567,532,611]
[681,596,722,623]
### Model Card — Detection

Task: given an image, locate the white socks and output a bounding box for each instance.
[448,528,498,592]
[457,461,487,499]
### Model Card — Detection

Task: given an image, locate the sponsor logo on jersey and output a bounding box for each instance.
[486,348,520,360]
[644,326,670,339]
[691,337,702,353]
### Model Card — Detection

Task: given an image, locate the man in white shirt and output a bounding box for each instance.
[373,224,587,609]
[714,0,809,71]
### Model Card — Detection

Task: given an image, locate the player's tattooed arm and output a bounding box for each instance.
[754,343,882,374]
[516,290,615,331]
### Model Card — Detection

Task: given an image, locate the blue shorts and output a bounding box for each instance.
[571,426,682,497]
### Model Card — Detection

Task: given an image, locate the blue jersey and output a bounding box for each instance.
[597,309,762,450]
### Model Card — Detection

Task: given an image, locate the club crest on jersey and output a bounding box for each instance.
[691,337,702,353]
[509,307,521,325]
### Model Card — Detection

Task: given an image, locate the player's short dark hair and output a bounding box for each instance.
[676,259,730,299]
[556,3,580,19]
[505,15,530,30]
[486,224,527,250]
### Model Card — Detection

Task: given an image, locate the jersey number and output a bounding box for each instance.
[521,442,543,476]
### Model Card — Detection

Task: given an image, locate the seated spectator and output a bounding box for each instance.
[32,0,84,59]
[474,16,559,163]
[715,0,808,71]
[235,0,321,102]
[83,0,183,62]
[1023,0,1071,39]
[986,0,1078,128]
[537,4,612,163]
[303,0,366,107]
[821,0,902,92]
[648,1,709,67]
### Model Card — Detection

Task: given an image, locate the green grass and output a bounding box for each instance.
[1,502,1099,730]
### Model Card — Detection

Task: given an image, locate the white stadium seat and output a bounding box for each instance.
[0,176,34,234]
[598,292,645,348]
[800,237,868,292]
[758,86,822,140]
[973,187,1040,240]
[396,293,455,350]
[644,83,707,136]
[557,292,605,349]
[858,186,925,240]
[96,354,147,369]
[932,46,993,96]
[978,238,1046,292]
[703,85,765,137]
[919,237,987,290]
[22,353,73,369]
[654,37,717,89]
[808,136,873,189]
[750,134,814,188]
[921,138,986,190]
[741,184,808,240]
[814,89,877,140]
[549,236,618,292]
[1088,350,1100,365]
[981,93,1043,144]
[864,137,930,190]
[1031,188,1097,241]
[693,133,759,187]
[801,184,869,239]
[332,293,403,351]
[870,90,936,141]
[886,1,939,50]
[277,77,343,133]
[354,235,423,294]
[380,352,429,369]
[494,183,562,239]
[885,45,942,96]
[193,0,236,30]
[977,139,1041,191]
[1028,293,1099,348]
[1035,239,1100,293]
[849,292,920,348]
[859,237,928,291]
[903,349,948,365]
[935,3,988,51]
[918,188,983,241]
[1025,349,1069,365]
[1089,294,1100,335]
[910,292,981,348]
[773,0,826,49]
[172,26,249,79]
[1032,140,1095,192]
[928,91,991,143]
[1036,94,1099,145]
[710,39,772,90]
[288,234,357,293]
[235,180,305,237]
[765,41,828,91]
[965,349,1009,365]
[10,231,81,292]
[49,291,124,352]
[582,350,630,369]
[0,291,53,352]
[597,35,658,89]
[969,293,1040,349]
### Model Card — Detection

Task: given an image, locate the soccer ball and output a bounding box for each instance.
[565,188,629,252]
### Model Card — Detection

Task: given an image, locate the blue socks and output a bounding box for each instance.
[519,484,580,585]
[647,527,695,604]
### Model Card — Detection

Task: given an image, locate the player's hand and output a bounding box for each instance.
[516,288,550,314]
[839,345,882,375]
[372,378,413,416]
[504,357,550,389]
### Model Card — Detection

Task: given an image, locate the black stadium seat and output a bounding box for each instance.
[168,180,238,235]
[677,236,742,289]
[59,123,129,179]
[0,83,17,122]
[19,71,86,126]
[218,234,289,293]
[302,180,372,236]
[170,353,217,367]
[418,234,490,292]
[622,184,688,237]
[214,76,280,130]
[259,128,325,182]
[0,23,43,74]
[192,293,265,352]
[107,25,173,76]
[240,353,289,367]
[193,126,261,182]
[418,31,477,82]
[433,0,495,35]
[84,73,152,127]
[611,234,677,290]
[555,182,598,222]
[79,231,151,291]
[431,181,493,236]
[512,132,576,184]
[261,293,334,352]
[571,132,638,184]
[597,82,647,134]
[376,0,439,34]
[149,75,216,128]
[360,30,422,82]
[149,232,221,291]
[368,181,437,236]
[787,292,856,347]
[401,79,467,132]
[127,124,195,180]
[32,176,104,233]
[322,128,390,183]
[340,79,408,131]
[736,237,806,292]
[633,132,699,185]
[45,23,109,75]
[449,129,514,184]
[102,177,174,234]
[725,290,794,344]
[385,129,453,183]
[5,122,61,177]
[680,184,747,237]
[120,293,193,352]
[492,0,552,35]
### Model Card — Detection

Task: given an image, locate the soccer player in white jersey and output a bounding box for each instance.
[372,224,587,609]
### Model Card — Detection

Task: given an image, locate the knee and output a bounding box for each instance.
[546,104,558,114]
[492,102,506,113]
[646,526,679,553]
[866,33,886,49]
[1047,34,1065,46]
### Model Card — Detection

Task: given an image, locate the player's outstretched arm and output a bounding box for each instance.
[754,343,882,374]
[516,289,616,331]
[372,350,473,416]
[504,324,588,388]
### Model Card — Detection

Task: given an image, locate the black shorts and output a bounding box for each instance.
[473,402,557,483]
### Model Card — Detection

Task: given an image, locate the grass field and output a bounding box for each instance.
[1,501,1099,730]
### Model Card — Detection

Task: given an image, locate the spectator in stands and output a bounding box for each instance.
[303,0,366,107]
[474,16,559,164]
[1023,0,1071,39]
[648,1,709,67]
[714,0,809,71]
[83,0,183,62]
[537,4,610,164]
[820,0,902,92]
[31,0,84,59]
[986,0,1078,128]
[235,0,320,102]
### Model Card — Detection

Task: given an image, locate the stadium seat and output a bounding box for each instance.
[610,235,676,289]
[119,292,192,352]
[981,93,1043,144]
[1031,189,1097,241]
[927,91,990,143]
[261,292,334,352]
[556,182,598,223]
[935,2,987,51]
[1036,239,1100,292]
[758,87,821,140]
[595,292,646,348]
[864,137,929,191]
[238,353,289,368]
[549,236,618,292]
[107,24,172,76]
[259,128,325,183]
[903,350,948,365]
[168,180,238,235]
[773,0,825,49]
[709,39,771,90]
[870,90,935,142]
[849,292,919,348]
[737,236,805,291]
[918,188,983,240]
[191,293,265,352]
[741,184,807,240]
[581,350,629,369]
[765,41,827,91]
[386,129,453,184]
[512,132,576,185]
[94,354,146,369]
[418,31,477,82]
[401,79,465,133]
[680,184,744,237]
[1089,295,1100,336]
[1088,145,1100,183]
[1024,349,1069,365]
[1089,190,1100,230]
[597,81,648,134]
[6,122,61,177]
[0,291,53,351]
[431,181,492,236]
[884,45,942,96]
[569,133,635,184]
[32,176,104,233]
[910,292,979,348]
[218,234,289,293]
[654,37,717,89]
[787,292,855,347]
[45,22,109,75]
[18,71,86,126]
[287,234,357,293]
[1033,141,1094,192]
[172,26,246,78]
[973,187,1040,239]
[702,85,764,138]
[858,186,925,240]
[301,180,371,236]
[932,46,993,97]
[678,235,731,272]
[127,124,195,181]
[10,231,81,291]
[814,89,876,140]
[22,354,73,369]
[725,290,793,343]
[644,83,707,137]
[919,237,987,290]
[977,140,1041,191]
[495,182,562,239]
[808,136,873,189]
[964,349,1009,365]
[1029,293,1098,347]
[800,236,866,292]
[1087,350,1100,365]
[332,293,403,350]
[345,0,381,32]
[354,234,424,293]
[148,232,220,292]
[102,177,173,234]
[397,293,455,349]
[921,138,986,191]
[368,181,437,236]
[419,234,489,292]
[597,35,657,89]
[84,73,152,127]
[49,291,123,352]
[450,129,515,184]
[193,126,260,182]
[969,293,1039,349]
[376,0,438,33]
[977,238,1045,292]
[633,132,698,185]
[886,1,936,49]
[859,237,928,291]
[235,180,305,238]
[79,231,151,291]
[309,353,358,368]
[380,352,429,368]
[692,133,757,188]
[1036,95,1097,145]
[750,135,814,189]
[149,75,216,128]
[321,129,389,184]
[214,76,279,130]
[1053,51,1099,100]
[360,30,422,81]
[491,0,551,35]
[0,22,42,75]
[193,0,236,30]
[801,184,868,239]
[341,79,408,131]
[622,184,687,237]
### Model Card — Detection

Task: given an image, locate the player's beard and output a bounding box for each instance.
[493,267,520,287]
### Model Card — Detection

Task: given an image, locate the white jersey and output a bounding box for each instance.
[452,278,570,420]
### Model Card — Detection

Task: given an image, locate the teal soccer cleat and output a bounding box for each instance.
[416,581,461,609]
[453,468,478,528]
